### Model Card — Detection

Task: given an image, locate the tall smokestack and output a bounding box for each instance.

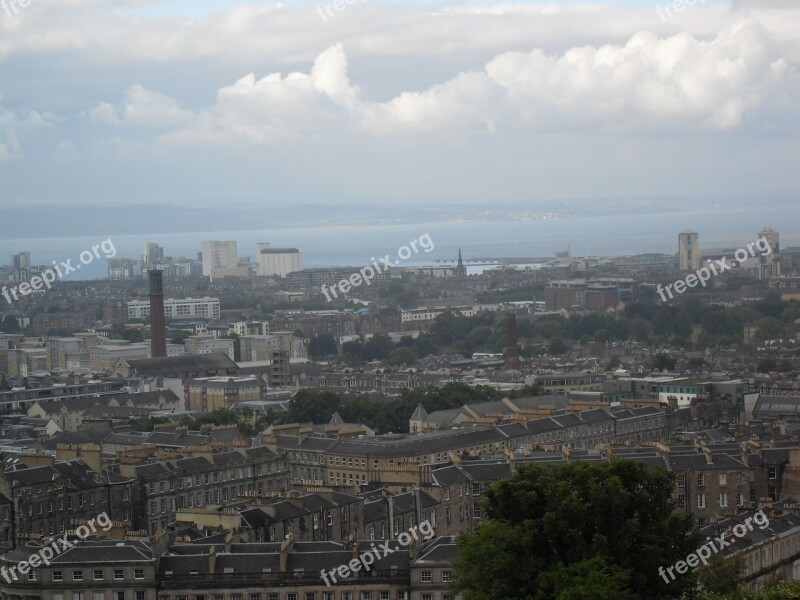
[148,269,167,358]
[504,313,521,370]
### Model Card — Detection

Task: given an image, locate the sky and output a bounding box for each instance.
[0,0,798,209]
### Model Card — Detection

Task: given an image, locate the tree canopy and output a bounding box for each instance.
[452,459,698,600]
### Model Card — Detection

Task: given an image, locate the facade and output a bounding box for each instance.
[258,248,304,278]
[201,241,238,277]
[128,298,221,321]
[679,229,700,271]
[185,375,268,412]
[184,337,235,361]
[89,344,151,372]
[400,307,475,325]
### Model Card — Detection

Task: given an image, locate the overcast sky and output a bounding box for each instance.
[0,0,798,209]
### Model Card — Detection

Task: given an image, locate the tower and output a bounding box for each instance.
[148,270,167,358]
[678,230,700,272]
[456,248,466,277]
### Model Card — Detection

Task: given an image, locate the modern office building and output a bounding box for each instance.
[143,242,164,269]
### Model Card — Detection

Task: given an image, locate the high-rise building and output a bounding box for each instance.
[143,242,164,269]
[10,252,31,283]
[255,243,271,276]
[678,230,700,271]
[201,241,246,280]
[759,227,780,278]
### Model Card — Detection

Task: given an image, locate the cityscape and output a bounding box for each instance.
[2,0,800,599]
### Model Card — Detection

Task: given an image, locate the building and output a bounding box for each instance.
[184,336,235,360]
[401,306,476,325]
[127,297,221,321]
[258,247,303,278]
[143,242,164,269]
[545,279,638,312]
[185,375,268,412]
[679,229,700,272]
[201,241,249,280]
[90,342,151,372]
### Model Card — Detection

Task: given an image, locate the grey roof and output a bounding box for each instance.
[126,353,238,377]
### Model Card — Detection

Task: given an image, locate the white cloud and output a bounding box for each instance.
[83,85,193,128]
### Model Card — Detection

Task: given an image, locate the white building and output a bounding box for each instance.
[202,241,238,277]
[258,247,303,278]
[127,297,221,321]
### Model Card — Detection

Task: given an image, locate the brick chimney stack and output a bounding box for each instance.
[148,270,167,358]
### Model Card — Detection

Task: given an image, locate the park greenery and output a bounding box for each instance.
[304,294,799,367]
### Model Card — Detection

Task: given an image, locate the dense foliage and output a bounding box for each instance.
[451,460,699,600]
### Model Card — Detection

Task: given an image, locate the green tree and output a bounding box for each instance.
[388,347,418,366]
[697,555,745,595]
[308,334,338,360]
[0,315,20,333]
[452,460,698,600]
[547,337,567,355]
[362,333,394,361]
[287,390,342,423]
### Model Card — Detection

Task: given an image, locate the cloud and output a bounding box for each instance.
[0,96,55,161]
[83,85,193,128]
[136,23,797,144]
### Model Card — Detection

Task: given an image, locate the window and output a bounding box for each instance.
[719,493,728,508]
[380,594,390,600]
[305,594,316,600]
[53,571,63,582]
[117,593,124,600]
[696,474,705,487]
[719,474,727,486]
[677,494,686,509]
[737,493,744,507]
[287,595,297,600]
[444,488,450,501]
[250,595,261,600]
[28,571,36,581]
[442,570,452,582]
[134,569,144,580]
[114,569,124,580]
[472,483,481,495]
[135,594,144,600]
[73,570,83,581]
[94,570,104,580]
[473,503,481,519]
[360,594,371,600]
[74,593,84,600]
[94,593,104,600]
[769,467,777,480]
[422,596,433,600]
[421,571,432,582]
[697,494,706,509]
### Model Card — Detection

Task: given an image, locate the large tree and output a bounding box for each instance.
[452,459,698,600]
